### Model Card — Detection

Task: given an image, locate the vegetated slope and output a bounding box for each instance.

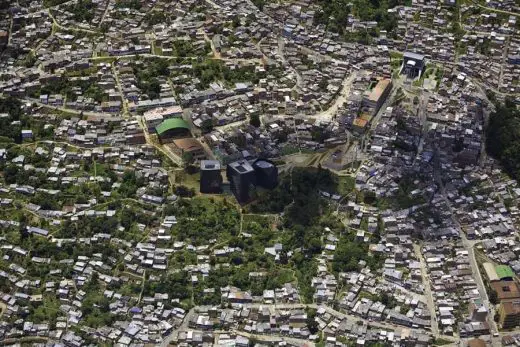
[486,98,520,180]
[313,0,410,35]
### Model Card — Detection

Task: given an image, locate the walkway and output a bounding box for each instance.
[413,243,439,336]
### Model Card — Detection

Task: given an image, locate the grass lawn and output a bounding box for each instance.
[154,46,163,56]
[336,176,355,195]
[390,51,404,60]
[243,213,274,224]
[174,170,201,192]
[433,338,453,346]
[281,145,300,156]
[272,267,296,284]
[90,161,107,176]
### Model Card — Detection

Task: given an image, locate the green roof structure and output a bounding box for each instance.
[155,118,189,135]
[496,265,515,279]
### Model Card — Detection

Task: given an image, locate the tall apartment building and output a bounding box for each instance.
[227,160,256,203]
[200,160,222,194]
[499,300,520,329]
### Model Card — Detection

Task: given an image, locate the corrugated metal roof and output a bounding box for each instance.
[155,118,189,135]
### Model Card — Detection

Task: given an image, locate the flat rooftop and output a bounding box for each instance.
[254,160,274,169]
[173,138,204,153]
[404,51,425,61]
[201,160,221,170]
[367,79,392,103]
[229,160,254,174]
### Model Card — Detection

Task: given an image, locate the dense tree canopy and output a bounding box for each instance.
[247,167,344,301]
[0,97,24,143]
[313,0,405,36]
[168,197,240,245]
[133,59,170,100]
[65,0,95,22]
[193,60,259,88]
[486,98,520,180]
[143,271,191,300]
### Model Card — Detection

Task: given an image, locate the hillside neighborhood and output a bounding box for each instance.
[0,0,519,346]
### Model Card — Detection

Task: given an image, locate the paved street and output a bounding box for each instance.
[160,301,460,346]
[413,243,440,336]
[314,73,358,123]
[434,158,501,347]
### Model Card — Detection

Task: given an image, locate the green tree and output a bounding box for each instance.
[182,152,194,166]
[306,307,319,334]
[489,289,498,305]
[486,99,520,180]
[200,118,214,133]
[250,114,261,128]
[3,164,20,184]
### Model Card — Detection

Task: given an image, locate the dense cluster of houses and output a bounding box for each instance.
[0,0,519,345]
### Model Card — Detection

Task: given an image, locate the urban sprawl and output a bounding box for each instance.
[0,0,519,346]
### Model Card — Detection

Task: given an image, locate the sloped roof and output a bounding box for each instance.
[496,265,515,279]
[156,118,189,135]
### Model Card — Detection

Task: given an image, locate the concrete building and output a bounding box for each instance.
[144,106,184,131]
[173,138,206,160]
[21,130,33,140]
[491,281,520,302]
[363,78,393,114]
[483,262,499,282]
[144,113,164,131]
[499,300,520,329]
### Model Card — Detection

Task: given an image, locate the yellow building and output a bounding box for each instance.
[499,300,520,329]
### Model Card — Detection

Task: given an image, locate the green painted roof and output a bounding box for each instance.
[156,118,190,135]
[496,265,514,279]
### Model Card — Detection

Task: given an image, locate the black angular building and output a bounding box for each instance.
[200,160,223,194]
[226,160,256,203]
[252,159,278,189]
[401,52,426,79]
